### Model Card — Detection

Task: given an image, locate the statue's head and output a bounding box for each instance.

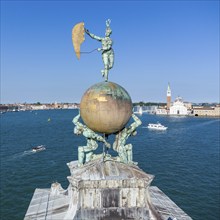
[105,19,112,37]
[131,130,137,136]
[74,125,83,135]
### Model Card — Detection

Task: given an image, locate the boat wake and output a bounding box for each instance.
[5,147,45,163]
[11,150,37,159]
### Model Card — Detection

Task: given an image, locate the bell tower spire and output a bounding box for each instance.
[167,83,171,110]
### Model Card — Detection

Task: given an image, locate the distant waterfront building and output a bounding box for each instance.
[193,105,220,117]
[133,105,158,114]
[156,83,191,116]
[143,105,158,114]
[170,96,188,116]
[156,107,168,115]
[31,104,47,110]
[184,102,193,111]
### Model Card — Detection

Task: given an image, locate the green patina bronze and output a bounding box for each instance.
[85,19,114,82]
[72,19,142,166]
[84,81,131,100]
[113,114,142,165]
[73,113,110,167]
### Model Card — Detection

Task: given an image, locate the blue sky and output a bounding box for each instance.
[1,0,219,104]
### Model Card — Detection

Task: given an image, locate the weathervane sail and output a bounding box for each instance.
[72,22,85,59]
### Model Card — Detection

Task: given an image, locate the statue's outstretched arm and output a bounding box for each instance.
[90,132,111,148]
[91,132,105,142]
[85,28,102,41]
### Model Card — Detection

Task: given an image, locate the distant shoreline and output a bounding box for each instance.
[1,108,219,119]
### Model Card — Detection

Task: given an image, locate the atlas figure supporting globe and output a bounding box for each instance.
[73,113,110,167]
[113,114,142,164]
[85,19,114,82]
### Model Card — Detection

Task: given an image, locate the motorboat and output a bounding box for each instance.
[147,122,168,131]
[32,145,46,152]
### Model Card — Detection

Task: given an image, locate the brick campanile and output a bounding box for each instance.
[167,83,171,110]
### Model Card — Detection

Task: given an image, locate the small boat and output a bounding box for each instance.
[147,122,168,131]
[32,145,46,152]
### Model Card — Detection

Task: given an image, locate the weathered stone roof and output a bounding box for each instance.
[24,186,192,220]
[24,159,192,220]
[67,158,154,182]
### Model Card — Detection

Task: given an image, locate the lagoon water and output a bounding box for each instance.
[0,109,219,220]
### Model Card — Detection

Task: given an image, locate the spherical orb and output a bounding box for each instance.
[80,81,132,134]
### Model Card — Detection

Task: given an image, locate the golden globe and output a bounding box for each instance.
[80,82,132,134]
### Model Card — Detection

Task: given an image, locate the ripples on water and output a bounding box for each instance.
[0,110,219,220]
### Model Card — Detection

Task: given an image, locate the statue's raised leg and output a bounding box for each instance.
[108,53,114,69]
[104,70,108,82]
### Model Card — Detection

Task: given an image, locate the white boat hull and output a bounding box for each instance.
[147,126,167,131]
[147,123,168,131]
[32,145,46,152]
